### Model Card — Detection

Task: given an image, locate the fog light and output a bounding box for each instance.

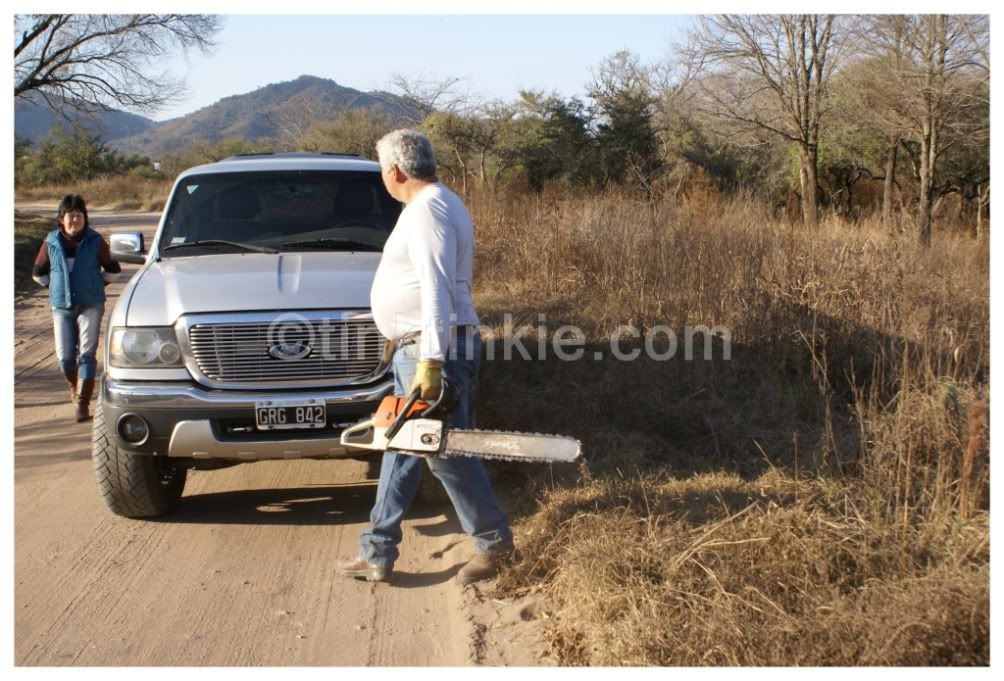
[118,414,150,445]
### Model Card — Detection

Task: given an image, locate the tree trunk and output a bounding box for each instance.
[976,183,988,242]
[454,149,468,196]
[882,136,898,230]
[799,146,819,227]
[918,121,934,247]
[916,15,945,248]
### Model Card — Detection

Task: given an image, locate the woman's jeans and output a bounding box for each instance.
[359,329,514,568]
[52,304,104,380]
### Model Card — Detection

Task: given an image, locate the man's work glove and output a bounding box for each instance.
[411,359,444,400]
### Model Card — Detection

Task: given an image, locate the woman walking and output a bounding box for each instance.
[32,195,121,422]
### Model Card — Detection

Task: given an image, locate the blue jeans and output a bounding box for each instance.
[359,329,513,567]
[53,304,104,380]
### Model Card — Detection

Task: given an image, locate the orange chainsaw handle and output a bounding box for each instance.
[381,381,456,441]
[375,389,429,429]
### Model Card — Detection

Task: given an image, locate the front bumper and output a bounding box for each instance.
[102,377,394,459]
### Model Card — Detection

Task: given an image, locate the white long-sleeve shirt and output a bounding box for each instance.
[371,183,479,361]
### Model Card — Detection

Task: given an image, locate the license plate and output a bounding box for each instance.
[255,399,327,430]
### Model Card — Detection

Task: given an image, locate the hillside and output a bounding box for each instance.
[14,97,156,145]
[16,75,416,158]
[108,75,416,156]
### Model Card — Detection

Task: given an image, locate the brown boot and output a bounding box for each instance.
[457,548,514,586]
[76,378,96,422]
[63,368,78,403]
[335,557,392,582]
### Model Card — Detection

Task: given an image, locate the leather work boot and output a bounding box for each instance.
[336,557,391,582]
[458,549,513,586]
[63,368,79,403]
[76,378,96,422]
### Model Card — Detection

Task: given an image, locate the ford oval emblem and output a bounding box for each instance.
[268,342,312,360]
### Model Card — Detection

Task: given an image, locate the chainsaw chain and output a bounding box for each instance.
[438,428,582,463]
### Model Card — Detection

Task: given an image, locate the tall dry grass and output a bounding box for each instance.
[466,188,989,665]
[15,176,172,212]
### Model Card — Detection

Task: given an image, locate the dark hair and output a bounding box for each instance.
[57,194,89,229]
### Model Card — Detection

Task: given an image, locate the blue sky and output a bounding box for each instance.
[156,14,692,121]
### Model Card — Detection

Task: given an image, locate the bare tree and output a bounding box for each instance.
[268,94,326,150]
[830,17,912,230]
[387,72,474,125]
[15,14,222,114]
[960,15,991,243]
[684,15,839,226]
[858,15,988,245]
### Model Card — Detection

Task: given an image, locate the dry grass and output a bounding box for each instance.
[14,211,55,291]
[15,176,171,211]
[467,189,989,666]
[13,176,988,664]
[497,473,987,665]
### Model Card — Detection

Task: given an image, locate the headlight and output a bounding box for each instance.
[109,327,184,367]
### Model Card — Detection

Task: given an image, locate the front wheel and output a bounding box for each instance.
[91,394,186,518]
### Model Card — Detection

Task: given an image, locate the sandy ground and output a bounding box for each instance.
[13,205,552,666]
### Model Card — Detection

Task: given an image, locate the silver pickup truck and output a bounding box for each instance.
[95,152,407,517]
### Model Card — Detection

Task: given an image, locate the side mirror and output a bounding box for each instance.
[111,232,146,264]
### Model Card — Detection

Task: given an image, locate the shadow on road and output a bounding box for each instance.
[158,483,447,527]
[391,563,465,588]
[14,418,92,470]
[411,518,458,538]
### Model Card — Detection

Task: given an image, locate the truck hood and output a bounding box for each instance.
[126,252,380,326]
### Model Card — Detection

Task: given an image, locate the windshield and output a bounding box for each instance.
[157,170,402,256]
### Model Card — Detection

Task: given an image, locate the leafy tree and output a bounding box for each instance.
[516,90,597,191]
[20,126,108,184]
[420,102,521,193]
[477,100,522,191]
[303,108,397,158]
[589,51,662,194]
[159,138,273,177]
[14,135,33,182]
[422,110,480,194]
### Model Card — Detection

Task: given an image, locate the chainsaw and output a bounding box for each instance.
[340,381,581,464]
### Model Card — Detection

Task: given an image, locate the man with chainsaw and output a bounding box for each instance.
[337,129,514,585]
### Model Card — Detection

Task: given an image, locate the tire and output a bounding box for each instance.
[416,461,452,506]
[91,394,187,518]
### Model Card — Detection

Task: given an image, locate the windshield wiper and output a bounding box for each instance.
[278,238,382,252]
[162,240,277,254]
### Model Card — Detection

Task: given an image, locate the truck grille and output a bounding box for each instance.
[187,316,385,386]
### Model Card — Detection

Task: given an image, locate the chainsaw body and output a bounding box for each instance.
[340,393,445,455]
[339,381,582,464]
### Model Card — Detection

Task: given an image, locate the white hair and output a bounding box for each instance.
[375,129,437,180]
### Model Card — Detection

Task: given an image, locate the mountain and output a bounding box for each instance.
[107,75,417,157]
[15,97,157,145]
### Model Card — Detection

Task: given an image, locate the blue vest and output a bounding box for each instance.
[46,227,106,309]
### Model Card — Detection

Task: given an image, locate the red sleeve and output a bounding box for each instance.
[98,236,122,273]
[34,240,49,268]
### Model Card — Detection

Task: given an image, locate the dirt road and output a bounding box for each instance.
[14,206,544,666]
